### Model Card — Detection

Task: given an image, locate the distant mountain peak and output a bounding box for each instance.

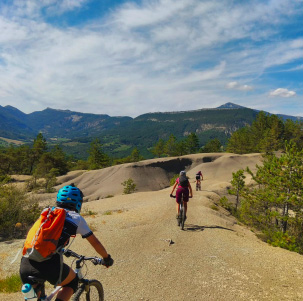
[217,102,246,109]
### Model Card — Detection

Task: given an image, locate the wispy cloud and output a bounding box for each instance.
[269,88,296,98]
[0,0,302,117]
[226,82,254,91]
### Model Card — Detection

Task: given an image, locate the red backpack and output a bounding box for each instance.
[22,207,66,262]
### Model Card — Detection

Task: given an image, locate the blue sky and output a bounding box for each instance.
[0,0,302,117]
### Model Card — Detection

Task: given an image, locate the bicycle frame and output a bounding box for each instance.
[22,249,104,301]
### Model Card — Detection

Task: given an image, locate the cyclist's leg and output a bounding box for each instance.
[20,254,73,300]
[176,187,182,216]
[57,267,77,301]
[183,188,189,216]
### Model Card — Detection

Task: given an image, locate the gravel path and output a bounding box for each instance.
[2,187,303,301]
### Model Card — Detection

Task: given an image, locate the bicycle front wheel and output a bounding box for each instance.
[73,280,104,301]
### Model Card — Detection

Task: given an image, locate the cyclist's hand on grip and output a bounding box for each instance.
[103,254,114,267]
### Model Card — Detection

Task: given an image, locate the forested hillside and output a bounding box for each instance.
[0,103,302,159]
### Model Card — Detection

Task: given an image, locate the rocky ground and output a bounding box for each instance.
[1,153,303,300]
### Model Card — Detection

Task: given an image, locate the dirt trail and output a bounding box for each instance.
[3,188,303,300]
[1,153,303,300]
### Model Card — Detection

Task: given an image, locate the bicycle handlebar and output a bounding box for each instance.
[170,194,192,198]
[63,249,105,266]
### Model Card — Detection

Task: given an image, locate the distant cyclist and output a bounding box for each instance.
[170,171,193,221]
[195,170,203,190]
[20,184,114,301]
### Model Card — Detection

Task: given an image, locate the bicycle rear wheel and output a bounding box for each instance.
[180,203,185,230]
[73,280,104,301]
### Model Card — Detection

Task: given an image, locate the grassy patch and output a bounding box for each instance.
[0,274,22,293]
[103,209,124,215]
[210,204,219,211]
[105,195,114,198]
[81,209,98,217]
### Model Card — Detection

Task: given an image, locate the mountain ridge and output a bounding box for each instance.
[0,102,302,159]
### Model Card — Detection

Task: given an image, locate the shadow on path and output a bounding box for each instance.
[185,224,235,232]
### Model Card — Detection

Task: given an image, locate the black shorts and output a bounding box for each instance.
[19,254,70,286]
[196,175,201,180]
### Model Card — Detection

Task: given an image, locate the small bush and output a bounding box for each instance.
[0,185,41,240]
[170,174,179,186]
[219,196,234,213]
[0,274,22,293]
[210,204,219,211]
[266,231,300,253]
[0,174,12,184]
[105,195,114,198]
[121,178,137,194]
[103,210,113,215]
[81,209,97,217]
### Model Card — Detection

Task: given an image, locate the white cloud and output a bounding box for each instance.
[0,0,302,117]
[0,0,89,18]
[226,82,254,91]
[288,64,303,71]
[269,88,296,98]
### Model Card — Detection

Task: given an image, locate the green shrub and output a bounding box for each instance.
[0,174,12,184]
[0,274,22,293]
[121,178,137,194]
[0,184,41,240]
[170,174,179,186]
[266,231,300,253]
[210,204,219,211]
[219,196,234,213]
[81,209,97,217]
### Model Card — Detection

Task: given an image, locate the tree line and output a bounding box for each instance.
[226,111,303,154]
[150,133,222,157]
[225,142,303,253]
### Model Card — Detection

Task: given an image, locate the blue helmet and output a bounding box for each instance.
[56,185,83,213]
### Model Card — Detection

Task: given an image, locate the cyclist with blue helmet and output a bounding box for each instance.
[20,184,113,301]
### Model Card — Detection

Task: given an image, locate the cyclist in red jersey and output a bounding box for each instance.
[170,171,193,220]
[195,170,203,190]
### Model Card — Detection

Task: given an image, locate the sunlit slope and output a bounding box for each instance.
[3,153,303,300]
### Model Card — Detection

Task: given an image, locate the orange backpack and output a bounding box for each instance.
[22,207,66,262]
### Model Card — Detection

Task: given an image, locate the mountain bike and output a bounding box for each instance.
[22,249,105,301]
[170,195,192,230]
[196,180,201,191]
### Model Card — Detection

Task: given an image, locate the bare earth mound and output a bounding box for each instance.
[2,153,303,300]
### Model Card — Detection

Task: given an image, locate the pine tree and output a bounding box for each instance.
[241,142,303,251]
[29,133,47,174]
[165,134,178,157]
[229,169,246,210]
[185,133,199,154]
[226,127,252,154]
[201,138,222,153]
[88,138,110,169]
[151,139,165,157]
[130,147,143,162]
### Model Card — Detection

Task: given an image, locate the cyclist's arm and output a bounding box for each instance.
[188,182,193,197]
[86,234,109,259]
[171,181,178,195]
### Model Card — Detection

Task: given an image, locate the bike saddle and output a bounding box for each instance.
[28,276,46,285]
